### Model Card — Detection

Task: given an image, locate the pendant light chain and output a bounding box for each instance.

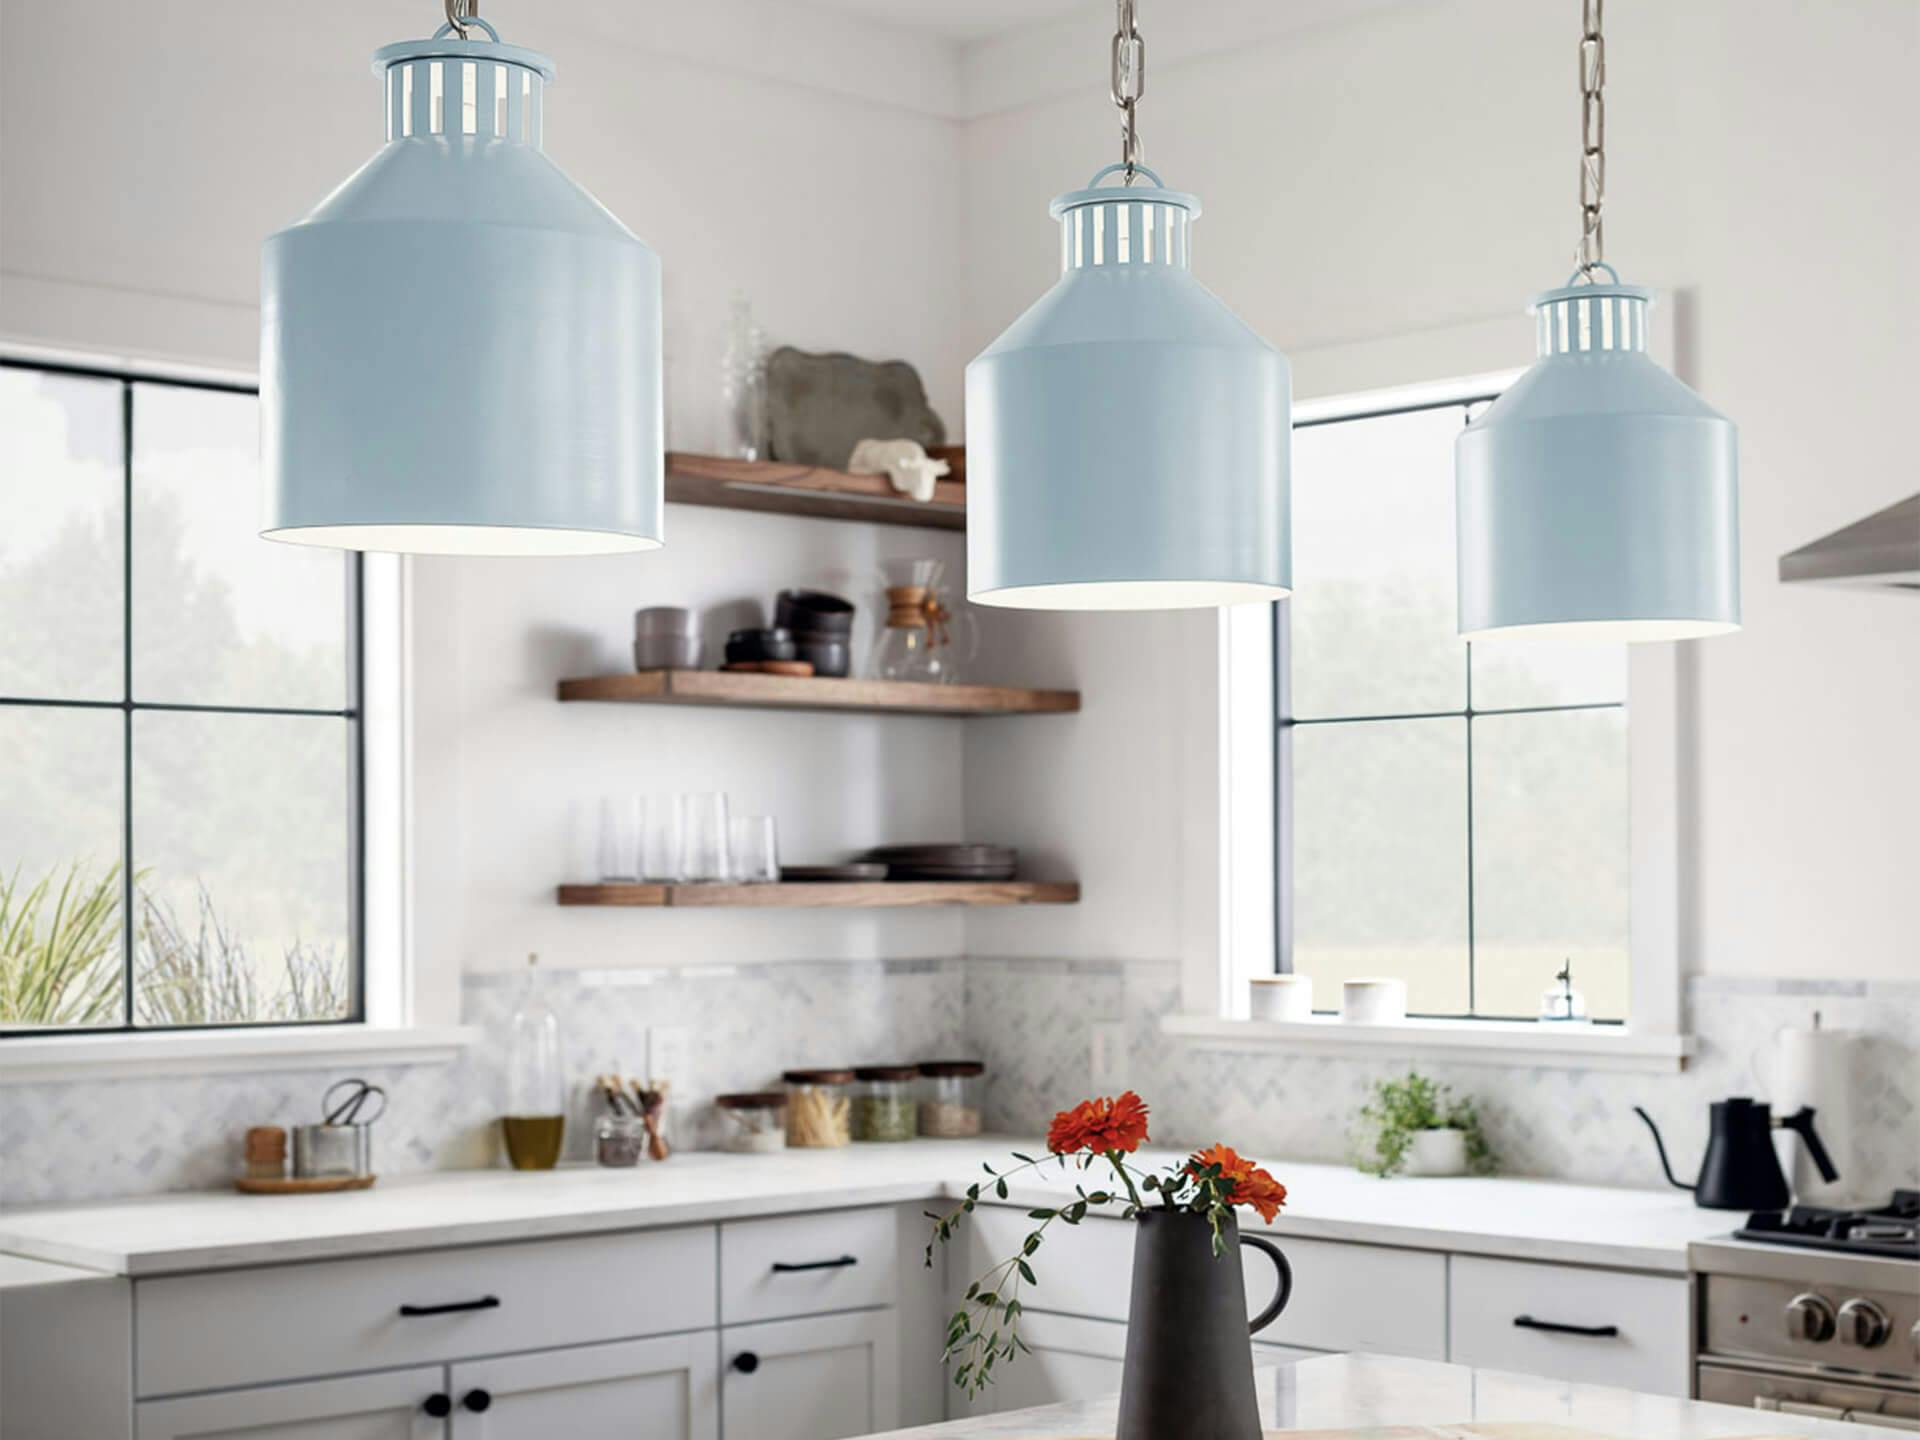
[1111,0,1146,184]
[1576,0,1607,277]
[444,0,478,40]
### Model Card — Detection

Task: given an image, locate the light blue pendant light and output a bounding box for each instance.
[261,2,662,555]
[966,2,1289,611]
[1456,0,1738,641]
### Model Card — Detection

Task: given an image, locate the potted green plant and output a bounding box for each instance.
[1350,1071,1496,1178]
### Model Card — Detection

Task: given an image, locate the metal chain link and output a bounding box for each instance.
[1576,0,1606,276]
[444,0,478,39]
[1110,0,1145,183]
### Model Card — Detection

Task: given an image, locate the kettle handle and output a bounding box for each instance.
[1778,1107,1840,1185]
[1632,1106,1694,1192]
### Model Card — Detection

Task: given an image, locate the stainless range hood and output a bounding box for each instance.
[1778,492,1920,590]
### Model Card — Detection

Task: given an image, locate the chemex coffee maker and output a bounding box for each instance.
[1634,1098,1838,1211]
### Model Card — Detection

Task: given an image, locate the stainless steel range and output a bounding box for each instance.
[1691,1192,1919,1431]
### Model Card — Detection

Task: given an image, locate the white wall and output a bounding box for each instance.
[0,0,977,992]
[961,0,1920,984]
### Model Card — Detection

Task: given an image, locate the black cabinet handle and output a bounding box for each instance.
[461,1389,493,1413]
[771,1255,858,1273]
[1514,1314,1620,1338]
[732,1351,760,1374]
[423,1393,453,1417]
[399,1295,501,1317]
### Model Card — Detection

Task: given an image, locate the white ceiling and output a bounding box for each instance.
[807,0,1090,45]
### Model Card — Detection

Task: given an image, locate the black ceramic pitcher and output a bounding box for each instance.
[1115,1210,1294,1440]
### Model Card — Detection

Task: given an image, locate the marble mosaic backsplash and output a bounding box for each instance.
[1,961,1912,1208]
[967,965,1919,1202]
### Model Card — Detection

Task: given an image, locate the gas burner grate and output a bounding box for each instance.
[1736,1190,1920,1260]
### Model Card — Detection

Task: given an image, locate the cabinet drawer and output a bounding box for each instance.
[134,1226,716,1398]
[1448,1254,1688,1396]
[967,1208,1445,1360]
[721,1208,896,1324]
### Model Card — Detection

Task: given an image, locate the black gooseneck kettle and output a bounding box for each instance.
[1634,1098,1839,1210]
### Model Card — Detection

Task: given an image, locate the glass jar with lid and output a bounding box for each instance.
[782,1069,854,1148]
[851,1066,919,1142]
[916,1060,985,1137]
[716,1092,788,1153]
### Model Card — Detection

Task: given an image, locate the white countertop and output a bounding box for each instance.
[865,1353,1871,1440]
[0,1139,1737,1277]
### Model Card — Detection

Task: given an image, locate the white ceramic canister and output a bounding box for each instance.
[1341,977,1407,1025]
[1249,975,1313,1022]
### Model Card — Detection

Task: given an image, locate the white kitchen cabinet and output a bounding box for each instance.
[720,1208,897,1325]
[135,1228,716,1397]
[449,1334,719,1439]
[1448,1254,1690,1396]
[135,1366,446,1439]
[720,1311,900,1440]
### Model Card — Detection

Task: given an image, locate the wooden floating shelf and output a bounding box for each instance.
[665,452,966,531]
[558,669,1079,717]
[557,881,1080,909]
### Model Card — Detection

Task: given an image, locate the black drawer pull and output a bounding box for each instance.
[399,1295,501,1317]
[423,1394,453,1417]
[1514,1314,1619,1338]
[462,1389,493,1413]
[771,1255,858,1273]
[732,1351,760,1374]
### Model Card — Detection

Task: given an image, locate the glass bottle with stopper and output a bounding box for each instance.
[1538,960,1592,1027]
[503,953,566,1169]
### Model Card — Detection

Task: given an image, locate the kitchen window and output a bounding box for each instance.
[1277,396,1630,1021]
[0,359,363,1037]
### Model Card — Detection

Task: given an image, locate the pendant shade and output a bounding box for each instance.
[261,21,662,555]
[1455,279,1740,641]
[966,168,1289,610]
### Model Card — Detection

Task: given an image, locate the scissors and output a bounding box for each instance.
[322,1077,388,1127]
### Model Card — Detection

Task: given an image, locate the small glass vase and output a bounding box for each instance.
[719,291,767,461]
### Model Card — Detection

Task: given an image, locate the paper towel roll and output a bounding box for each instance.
[1767,1023,1858,1207]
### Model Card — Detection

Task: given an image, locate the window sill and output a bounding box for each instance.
[0,1025,480,1083]
[1159,1013,1693,1073]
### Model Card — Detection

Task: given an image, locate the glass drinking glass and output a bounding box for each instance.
[729,815,779,883]
[597,796,641,881]
[640,794,684,882]
[679,793,731,882]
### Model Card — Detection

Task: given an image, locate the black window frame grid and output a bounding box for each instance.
[0,355,366,1037]
[1273,392,1627,1024]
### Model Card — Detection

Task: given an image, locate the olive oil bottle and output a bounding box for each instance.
[503,953,565,1170]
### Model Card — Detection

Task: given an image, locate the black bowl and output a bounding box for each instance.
[776,589,855,635]
[792,630,851,678]
[725,627,797,665]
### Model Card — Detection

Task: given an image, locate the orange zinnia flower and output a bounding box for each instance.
[1189,1143,1289,1224]
[1046,1090,1151,1156]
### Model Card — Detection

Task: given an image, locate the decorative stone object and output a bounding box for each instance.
[764,346,946,469]
[848,438,952,502]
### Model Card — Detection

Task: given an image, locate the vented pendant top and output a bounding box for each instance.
[1529,269,1655,357]
[373,20,554,148]
[1050,164,1200,274]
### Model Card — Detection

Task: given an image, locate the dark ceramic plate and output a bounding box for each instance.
[780,863,889,882]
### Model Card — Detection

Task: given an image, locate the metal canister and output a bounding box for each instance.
[292,1122,373,1179]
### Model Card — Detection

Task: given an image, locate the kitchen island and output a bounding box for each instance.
[864,1352,1870,1439]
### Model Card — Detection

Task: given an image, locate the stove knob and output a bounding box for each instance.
[1836,1298,1891,1349]
[1786,1292,1837,1343]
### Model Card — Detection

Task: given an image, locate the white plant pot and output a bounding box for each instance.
[1401,1127,1469,1177]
